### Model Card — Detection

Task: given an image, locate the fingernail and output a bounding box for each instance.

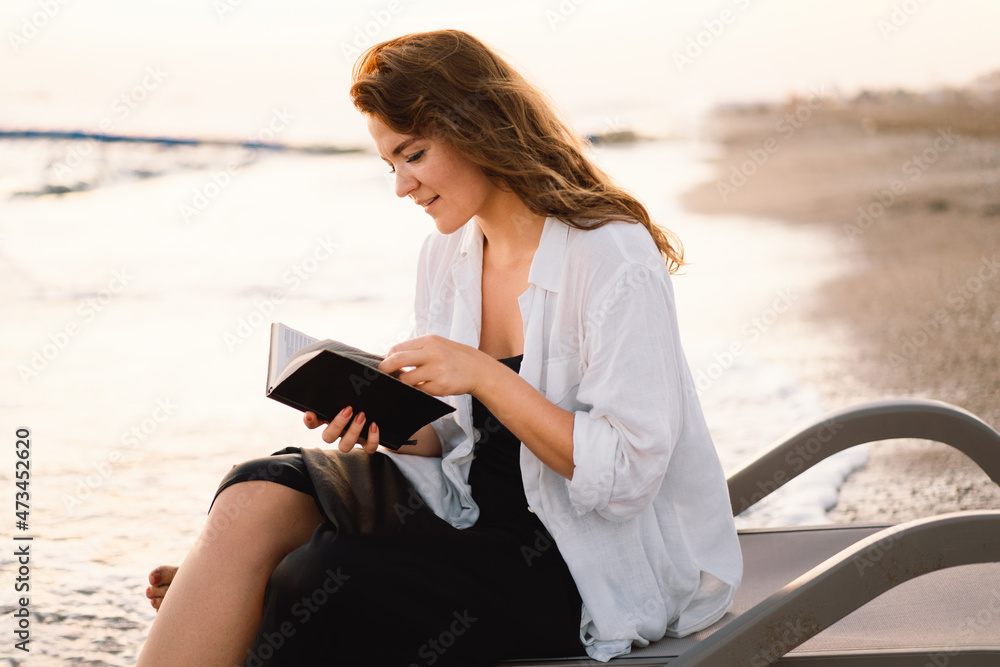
[370,423,378,434]
[340,406,352,418]
[355,412,365,424]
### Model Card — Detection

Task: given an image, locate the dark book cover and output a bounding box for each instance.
[266,323,455,450]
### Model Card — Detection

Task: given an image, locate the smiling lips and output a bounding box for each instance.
[416,195,439,208]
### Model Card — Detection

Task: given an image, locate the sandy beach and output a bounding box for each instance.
[680,83,1000,523]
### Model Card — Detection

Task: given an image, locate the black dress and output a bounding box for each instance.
[213,355,583,666]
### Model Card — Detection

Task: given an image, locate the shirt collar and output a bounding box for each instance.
[457,218,484,260]
[456,216,567,293]
[527,217,568,293]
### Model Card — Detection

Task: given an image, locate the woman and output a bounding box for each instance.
[138,29,741,666]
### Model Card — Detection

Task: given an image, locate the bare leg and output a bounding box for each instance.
[136,481,323,667]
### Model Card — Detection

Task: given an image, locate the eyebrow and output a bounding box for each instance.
[391,137,419,156]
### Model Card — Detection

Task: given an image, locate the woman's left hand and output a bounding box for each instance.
[378,335,492,397]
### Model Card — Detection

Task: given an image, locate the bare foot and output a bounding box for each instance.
[145,565,178,611]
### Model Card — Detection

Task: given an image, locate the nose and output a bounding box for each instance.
[393,170,417,199]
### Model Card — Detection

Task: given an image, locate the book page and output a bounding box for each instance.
[278,323,318,369]
[272,338,392,387]
[265,322,454,446]
[318,339,385,371]
[269,323,399,391]
[268,323,319,391]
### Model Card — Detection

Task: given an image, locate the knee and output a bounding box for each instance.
[209,452,312,518]
[207,480,321,546]
[199,483,266,546]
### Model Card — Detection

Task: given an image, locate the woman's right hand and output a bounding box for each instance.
[303,407,379,454]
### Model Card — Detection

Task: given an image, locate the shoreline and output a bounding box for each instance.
[680,94,1000,523]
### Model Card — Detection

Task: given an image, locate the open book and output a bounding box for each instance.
[266,323,455,450]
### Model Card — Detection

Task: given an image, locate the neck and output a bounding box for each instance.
[475,191,546,267]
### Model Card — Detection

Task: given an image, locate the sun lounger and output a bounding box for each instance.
[500,398,1000,666]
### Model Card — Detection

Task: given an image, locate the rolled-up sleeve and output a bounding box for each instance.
[567,263,685,520]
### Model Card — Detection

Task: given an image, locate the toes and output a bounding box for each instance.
[148,565,178,586]
[147,583,170,599]
[145,565,178,614]
[147,584,168,613]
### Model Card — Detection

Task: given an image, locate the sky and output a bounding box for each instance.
[2,0,1000,145]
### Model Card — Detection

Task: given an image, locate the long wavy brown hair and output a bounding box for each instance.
[350,29,684,272]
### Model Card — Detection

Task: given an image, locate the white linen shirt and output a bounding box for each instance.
[383,217,742,662]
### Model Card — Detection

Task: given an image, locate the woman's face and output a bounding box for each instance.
[367,116,498,235]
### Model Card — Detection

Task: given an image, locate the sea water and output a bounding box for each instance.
[0,137,866,664]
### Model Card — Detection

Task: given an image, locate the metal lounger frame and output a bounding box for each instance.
[500,398,1000,666]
